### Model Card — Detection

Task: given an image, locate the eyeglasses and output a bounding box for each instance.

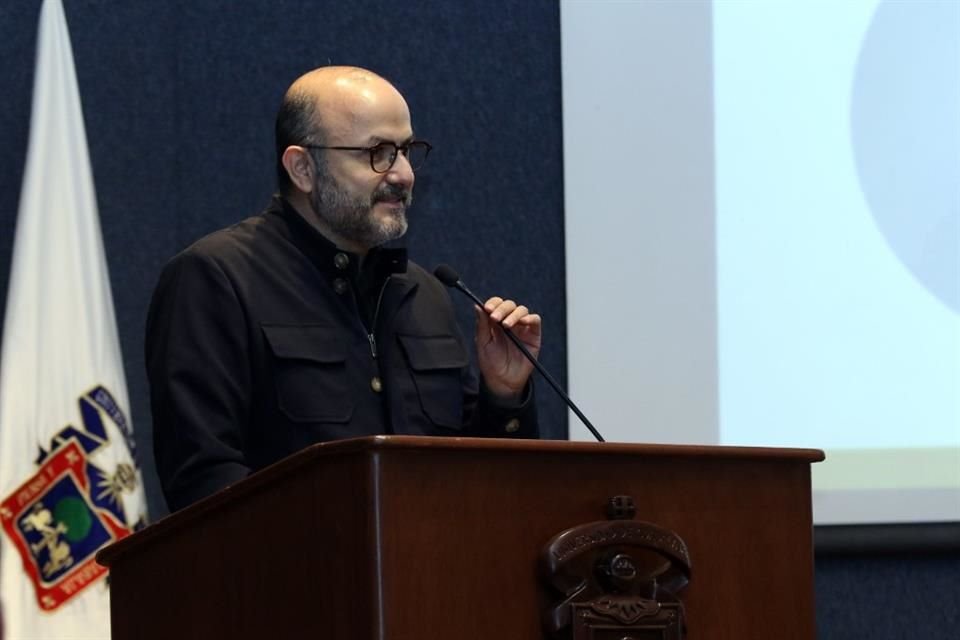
[302,140,432,173]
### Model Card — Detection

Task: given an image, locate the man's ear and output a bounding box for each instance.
[281,146,314,193]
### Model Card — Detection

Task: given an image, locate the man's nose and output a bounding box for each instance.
[385,151,415,188]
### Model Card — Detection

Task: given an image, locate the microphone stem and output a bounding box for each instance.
[455,281,605,443]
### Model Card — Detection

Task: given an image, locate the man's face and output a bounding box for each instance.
[308,151,413,250]
[306,79,417,251]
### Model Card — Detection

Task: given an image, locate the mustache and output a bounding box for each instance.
[372,184,413,207]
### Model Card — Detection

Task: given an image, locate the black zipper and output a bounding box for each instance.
[365,276,391,360]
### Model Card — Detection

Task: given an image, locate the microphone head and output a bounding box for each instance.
[433,264,461,287]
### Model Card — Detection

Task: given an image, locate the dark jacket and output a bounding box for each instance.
[146,197,537,511]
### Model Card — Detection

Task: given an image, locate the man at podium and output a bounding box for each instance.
[145,66,541,512]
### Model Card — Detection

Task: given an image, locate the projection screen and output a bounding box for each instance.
[561,0,959,526]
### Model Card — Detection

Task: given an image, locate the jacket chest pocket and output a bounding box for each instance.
[262,325,353,423]
[397,334,469,430]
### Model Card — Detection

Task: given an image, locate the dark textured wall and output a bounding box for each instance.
[0,2,956,638]
[816,552,960,637]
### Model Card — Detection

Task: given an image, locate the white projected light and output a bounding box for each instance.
[714,0,959,524]
[562,0,959,525]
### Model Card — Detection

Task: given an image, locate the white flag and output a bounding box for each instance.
[0,1,148,638]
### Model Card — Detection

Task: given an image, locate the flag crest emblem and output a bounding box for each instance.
[1,0,148,635]
[0,385,143,611]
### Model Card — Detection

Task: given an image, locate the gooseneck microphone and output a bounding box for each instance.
[433,264,605,443]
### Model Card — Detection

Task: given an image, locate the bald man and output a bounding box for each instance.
[146,67,541,511]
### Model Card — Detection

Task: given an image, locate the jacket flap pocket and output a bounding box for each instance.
[262,324,346,363]
[397,334,468,371]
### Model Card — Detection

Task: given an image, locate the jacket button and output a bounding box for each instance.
[504,418,520,433]
[334,253,350,270]
[370,376,383,393]
[333,278,348,295]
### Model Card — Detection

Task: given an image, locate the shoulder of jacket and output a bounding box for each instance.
[404,260,447,292]
[167,213,277,270]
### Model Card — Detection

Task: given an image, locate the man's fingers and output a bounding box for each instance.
[481,297,541,330]
[516,313,541,328]
[501,305,529,329]
[484,297,517,322]
[482,296,504,314]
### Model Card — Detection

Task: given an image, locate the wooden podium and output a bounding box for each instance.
[97,436,823,639]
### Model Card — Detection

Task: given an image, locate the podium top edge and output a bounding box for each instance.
[325,435,826,462]
[97,437,823,567]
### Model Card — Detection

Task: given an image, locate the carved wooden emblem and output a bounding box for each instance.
[540,496,692,639]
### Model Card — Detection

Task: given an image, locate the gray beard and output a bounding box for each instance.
[309,171,412,250]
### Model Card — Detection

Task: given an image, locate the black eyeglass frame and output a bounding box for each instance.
[301,140,432,173]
